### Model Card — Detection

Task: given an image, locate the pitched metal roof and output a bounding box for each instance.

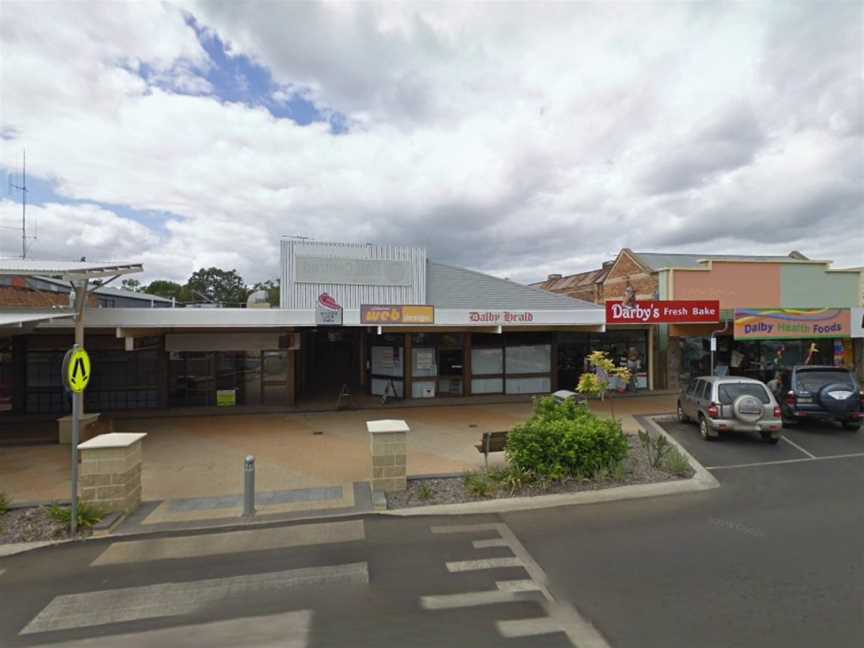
[427,262,601,310]
[0,259,143,279]
[631,252,805,270]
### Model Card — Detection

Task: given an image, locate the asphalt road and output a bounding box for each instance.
[1,419,862,647]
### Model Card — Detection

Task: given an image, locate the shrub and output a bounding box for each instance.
[0,492,9,516]
[660,447,692,477]
[506,398,629,481]
[417,483,433,501]
[487,465,534,494]
[464,471,494,498]
[47,501,105,531]
[637,429,672,468]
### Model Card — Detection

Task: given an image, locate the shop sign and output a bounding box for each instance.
[852,307,864,338]
[734,308,851,340]
[216,389,236,407]
[316,292,343,326]
[469,311,535,323]
[605,300,720,324]
[361,305,435,324]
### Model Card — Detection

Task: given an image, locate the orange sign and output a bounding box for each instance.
[361,305,435,324]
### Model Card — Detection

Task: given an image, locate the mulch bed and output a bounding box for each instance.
[0,506,89,544]
[388,435,693,509]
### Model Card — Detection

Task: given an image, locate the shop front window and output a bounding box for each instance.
[370,334,404,398]
[0,337,12,412]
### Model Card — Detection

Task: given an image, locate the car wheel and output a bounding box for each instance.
[842,422,861,432]
[760,431,780,444]
[699,417,715,441]
[677,403,689,423]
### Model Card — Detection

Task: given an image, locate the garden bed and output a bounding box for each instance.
[388,435,694,509]
[0,506,85,544]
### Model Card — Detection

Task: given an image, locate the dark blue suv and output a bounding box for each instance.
[778,366,862,431]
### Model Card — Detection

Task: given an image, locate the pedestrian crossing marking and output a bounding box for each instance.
[91,519,365,565]
[421,590,525,609]
[24,610,313,648]
[21,562,368,635]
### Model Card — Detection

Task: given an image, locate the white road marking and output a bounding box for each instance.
[421,590,523,609]
[446,557,523,572]
[497,579,542,593]
[431,524,502,535]
[472,538,507,549]
[25,610,312,648]
[497,617,563,638]
[707,451,864,470]
[21,562,368,635]
[92,520,365,566]
[431,522,612,648]
[781,436,817,458]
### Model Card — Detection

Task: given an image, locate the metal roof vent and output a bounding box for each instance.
[246,290,271,309]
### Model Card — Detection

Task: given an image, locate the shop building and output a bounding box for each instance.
[535,249,862,390]
[0,242,603,418]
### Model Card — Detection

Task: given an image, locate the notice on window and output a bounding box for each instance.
[415,349,435,370]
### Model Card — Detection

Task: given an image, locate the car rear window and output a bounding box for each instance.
[795,370,854,391]
[718,383,770,405]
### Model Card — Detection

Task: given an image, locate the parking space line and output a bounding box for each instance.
[446,557,523,572]
[497,617,563,638]
[780,436,816,458]
[473,538,508,549]
[496,579,542,593]
[421,590,523,609]
[707,451,864,470]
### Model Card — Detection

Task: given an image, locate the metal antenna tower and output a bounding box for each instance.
[8,150,29,258]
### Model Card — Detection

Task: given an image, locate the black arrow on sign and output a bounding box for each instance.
[72,357,88,383]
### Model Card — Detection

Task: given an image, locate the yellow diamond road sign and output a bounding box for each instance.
[65,347,91,393]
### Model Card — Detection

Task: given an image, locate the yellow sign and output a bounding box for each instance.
[65,347,91,393]
[216,389,236,407]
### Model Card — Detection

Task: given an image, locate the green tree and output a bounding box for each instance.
[120,278,141,292]
[142,280,185,301]
[186,267,248,306]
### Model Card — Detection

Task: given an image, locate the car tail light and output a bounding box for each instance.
[707,403,719,418]
[785,391,796,406]
[773,405,781,418]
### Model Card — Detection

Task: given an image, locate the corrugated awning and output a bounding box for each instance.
[0,259,143,280]
[0,310,74,328]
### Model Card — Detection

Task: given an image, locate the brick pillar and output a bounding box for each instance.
[367,419,408,493]
[78,432,147,514]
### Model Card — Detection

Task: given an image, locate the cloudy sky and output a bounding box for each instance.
[1,1,862,285]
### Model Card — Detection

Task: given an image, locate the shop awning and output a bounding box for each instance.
[0,310,74,329]
[0,259,143,280]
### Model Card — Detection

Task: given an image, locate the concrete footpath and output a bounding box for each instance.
[1,395,678,534]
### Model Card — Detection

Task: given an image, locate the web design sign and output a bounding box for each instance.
[605,300,720,324]
[361,305,435,324]
[734,308,851,340]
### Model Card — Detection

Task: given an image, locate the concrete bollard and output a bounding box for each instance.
[367,419,408,494]
[243,455,256,518]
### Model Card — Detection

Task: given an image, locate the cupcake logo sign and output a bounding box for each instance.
[316,292,343,326]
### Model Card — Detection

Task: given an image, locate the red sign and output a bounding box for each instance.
[606,300,720,324]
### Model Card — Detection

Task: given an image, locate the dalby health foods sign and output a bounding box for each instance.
[734,308,851,340]
[605,300,720,324]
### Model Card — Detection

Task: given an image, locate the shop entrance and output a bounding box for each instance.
[298,328,363,403]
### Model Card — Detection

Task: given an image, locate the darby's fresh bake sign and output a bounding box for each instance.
[605,300,720,324]
[469,311,535,323]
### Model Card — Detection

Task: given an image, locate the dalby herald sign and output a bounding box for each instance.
[605,300,720,325]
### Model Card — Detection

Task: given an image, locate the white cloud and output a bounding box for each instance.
[0,0,861,286]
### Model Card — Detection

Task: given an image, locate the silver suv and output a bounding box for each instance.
[678,376,782,443]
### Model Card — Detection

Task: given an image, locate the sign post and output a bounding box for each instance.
[62,344,91,535]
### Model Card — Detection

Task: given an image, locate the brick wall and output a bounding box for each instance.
[603,251,658,301]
